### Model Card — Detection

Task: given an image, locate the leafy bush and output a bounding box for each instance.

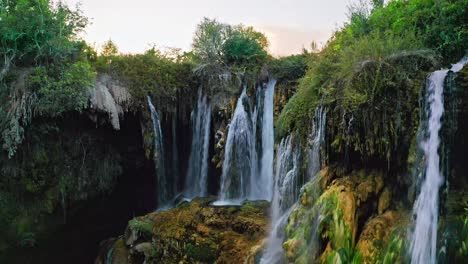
[95,45,194,112]
[191,18,270,95]
[30,61,95,116]
[0,0,94,157]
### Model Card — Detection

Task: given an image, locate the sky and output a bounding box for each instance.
[64,0,356,56]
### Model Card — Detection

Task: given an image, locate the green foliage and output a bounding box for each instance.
[0,0,88,67]
[378,230,407,264]
[95,46,194,112]
[0,0,94,157]
[367,0,468,63]
[129,218,153,236]
[191,18,270,95]
[269,54,307,85]
[277,0,466,165]
[29,61,95,116]
[223,26,268,66]
[276,83,319,141]
[320,194,358,263]
[185,243,217,262]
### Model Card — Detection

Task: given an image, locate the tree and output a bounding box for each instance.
[0,0,93,157]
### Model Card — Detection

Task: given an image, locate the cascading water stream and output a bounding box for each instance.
[254,79,276,201]
[409,58,467,264]
[307,106,327,179]
[184,88,212,199]
[261,106,326,264]
[217,80,276,204]
[217,87,255,203]
[260,135,300,264]
[147,96,170,208]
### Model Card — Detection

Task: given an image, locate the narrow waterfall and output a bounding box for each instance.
[171,116,180,194]
[260,135,300,264]
[261,106,326,263]
[184,88,212,199]
[307,106,327,179]
[255,79,276,200]
[410,58,467,264]
[218,88,255,203]
[147,96,170,208]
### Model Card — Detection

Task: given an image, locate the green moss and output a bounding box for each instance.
[185,243,217,262]
[129,219,153,236]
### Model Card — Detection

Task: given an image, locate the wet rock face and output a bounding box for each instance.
[97,198,269,264]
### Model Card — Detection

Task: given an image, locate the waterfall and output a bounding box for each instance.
[171,116,180,194]
[184,88,212,199]
[261,106,326,263]
[255,79,276,200]
[217,80,276,203]
[260,135,300,264]
[307,106,327,179]
[409,58,467,264]
[147,96,170,208]
[217,87,255,203]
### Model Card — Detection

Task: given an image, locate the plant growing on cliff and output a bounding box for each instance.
[95,45,194,112]
[191,18,269,96]
[0,0,94,157]
[320,194,361,263]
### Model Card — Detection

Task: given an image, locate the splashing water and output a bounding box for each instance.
[185,88,212,199]
[410,58,467,264]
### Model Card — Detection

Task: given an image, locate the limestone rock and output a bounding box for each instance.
[90,74,132,130]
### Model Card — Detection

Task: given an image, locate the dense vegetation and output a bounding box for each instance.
[277,0,467,169]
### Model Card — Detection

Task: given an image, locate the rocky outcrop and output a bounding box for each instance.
[284,168,386,263]
[96,198,269,264]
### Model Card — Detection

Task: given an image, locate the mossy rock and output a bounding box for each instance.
[355,210,406,264]
[102,198,269,264]
[284,168,386,263]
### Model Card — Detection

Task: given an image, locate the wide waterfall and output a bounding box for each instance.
[261,106,326,264]
[217,80,276,203]
[147,96,170,208]
[409,58,467,264]
[184,88,212,199]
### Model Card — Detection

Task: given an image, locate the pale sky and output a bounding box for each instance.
[64,0,357,56]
